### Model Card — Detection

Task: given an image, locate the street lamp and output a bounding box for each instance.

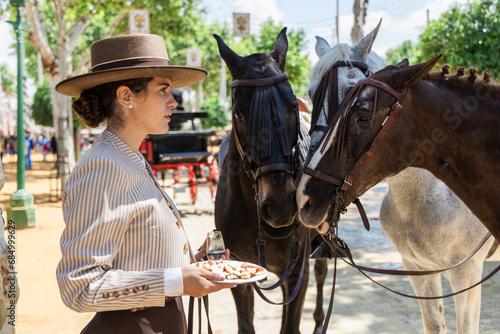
[7,0,36,229]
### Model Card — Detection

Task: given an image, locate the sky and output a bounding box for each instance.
[201,0,470,63]
[0,0,470,75]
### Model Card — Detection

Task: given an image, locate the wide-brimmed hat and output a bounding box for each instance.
[56,34,207,98]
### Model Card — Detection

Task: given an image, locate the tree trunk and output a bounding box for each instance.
[351,0,369,43]
[0,163,18,334]
[26,0,77,190]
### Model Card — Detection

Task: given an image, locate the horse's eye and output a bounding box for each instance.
[233,112,242,120]
[355,115,371,123]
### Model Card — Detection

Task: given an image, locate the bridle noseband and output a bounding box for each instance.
[304,77,407,230]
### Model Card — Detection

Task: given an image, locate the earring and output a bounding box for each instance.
[128,104,132,109]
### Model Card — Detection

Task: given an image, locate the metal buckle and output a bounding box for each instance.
[343,175,352,187]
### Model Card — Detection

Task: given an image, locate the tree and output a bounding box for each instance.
[1,0,205,189]
[385,40,423,66]
[419,0,500,78]
[171,19,311,129]
[351,0,369,43]
[0,64,15,95]
[253,20,311,97]
[31,79,52,127]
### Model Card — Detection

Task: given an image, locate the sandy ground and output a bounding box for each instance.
[1,152,499,334]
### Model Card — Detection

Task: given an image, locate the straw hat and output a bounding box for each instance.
[56,34,207,98]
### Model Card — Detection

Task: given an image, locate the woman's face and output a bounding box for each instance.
[131,77,178,135]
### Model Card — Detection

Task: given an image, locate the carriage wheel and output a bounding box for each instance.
[209,159,219,202]
[188,166,198,204]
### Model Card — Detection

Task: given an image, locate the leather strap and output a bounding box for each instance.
[231,73,289,88]
[325,232,500,299]
[251,229,310,305]
[187,295,213,334]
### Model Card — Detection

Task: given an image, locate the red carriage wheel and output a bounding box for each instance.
[208,158,219,202]
[188,166,198,204]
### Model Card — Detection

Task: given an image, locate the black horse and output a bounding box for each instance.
[214,29,328,334]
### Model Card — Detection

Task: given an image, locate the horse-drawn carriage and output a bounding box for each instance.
[140,109,220,204]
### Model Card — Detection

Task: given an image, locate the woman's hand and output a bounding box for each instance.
[181,266,236,298]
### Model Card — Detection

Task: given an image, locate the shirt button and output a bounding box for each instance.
[142,284,149,291]
[103,292,110,299]
[123,288,130,295]
[183,244,188,254]
[167,201,172,209]
[112,291,120,298]
[176,221,181,229]
[133,287,140,293]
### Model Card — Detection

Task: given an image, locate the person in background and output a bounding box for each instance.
[41,136,50,161]
[24,135,32,170]
[50,135,57,160]
[55,34,235,334]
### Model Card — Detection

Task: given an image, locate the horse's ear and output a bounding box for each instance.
[315,36,331,58]
[396,58,409,68]
[271,27,288,72]
[352,18,382,61]
[213,34,241,74]
[391,54,443,87]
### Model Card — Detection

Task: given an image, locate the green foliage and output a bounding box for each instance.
[0,63,15,93]
[419,0,500,78]
[32,79,52,126]
[255,20,311,97]
[385,40,423,66]
[31,79,84,128]
[200,97,228,129]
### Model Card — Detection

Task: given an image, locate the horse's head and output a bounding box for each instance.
[214,28,299,228]
[306,20,384,164]
[297,54,442,232]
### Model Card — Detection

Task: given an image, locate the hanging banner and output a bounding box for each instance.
[186,48,202,67]
[233,13,250,37]
[129,9,150,34]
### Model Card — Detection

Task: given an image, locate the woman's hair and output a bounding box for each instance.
[72,78,154,129]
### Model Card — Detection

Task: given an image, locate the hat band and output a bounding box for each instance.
[92,57,171,72]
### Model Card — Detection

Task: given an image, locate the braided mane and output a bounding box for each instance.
[426,65,500,98]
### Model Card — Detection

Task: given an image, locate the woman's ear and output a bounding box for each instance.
[116,86,133,110]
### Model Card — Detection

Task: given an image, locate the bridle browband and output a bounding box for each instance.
[304,77,407,231]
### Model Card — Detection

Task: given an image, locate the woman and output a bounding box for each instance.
[55,34,235,334]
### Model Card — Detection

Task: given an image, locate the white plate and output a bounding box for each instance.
[191,260,268,284]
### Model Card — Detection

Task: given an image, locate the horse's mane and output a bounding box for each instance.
[309,43,353,92]
[426,65,500,99]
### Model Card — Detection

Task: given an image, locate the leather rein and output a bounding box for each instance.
[230,73,308,305]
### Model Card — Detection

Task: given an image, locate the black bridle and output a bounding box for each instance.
[231,73,301,185]
[230,72,309,305]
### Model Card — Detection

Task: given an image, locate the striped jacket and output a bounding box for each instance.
[56,129,194,312]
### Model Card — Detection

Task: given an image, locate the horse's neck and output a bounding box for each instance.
[386,168,437,194]
[408,80,500,237]
[385,168,443,209]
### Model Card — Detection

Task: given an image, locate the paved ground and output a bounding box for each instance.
[1,153,499,333]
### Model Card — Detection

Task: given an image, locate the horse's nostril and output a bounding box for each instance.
[260,201,276,224]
